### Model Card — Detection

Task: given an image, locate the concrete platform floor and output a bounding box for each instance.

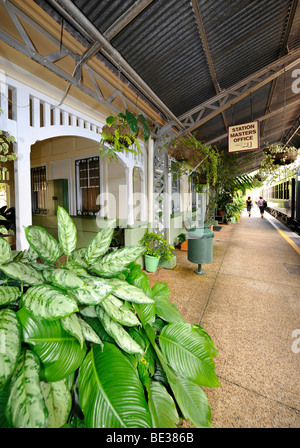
[145,207,300,428]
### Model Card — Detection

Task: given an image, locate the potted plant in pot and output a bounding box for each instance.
[139,231,174,273]
[99,109,151,160]
[177,232,187,251]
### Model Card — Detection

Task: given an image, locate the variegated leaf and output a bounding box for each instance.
[96,306,144,355]
[40,379,72,428]
[57,206,77,256]
[0,262,44,285]
[65,261,88,277]
[41,268,55,283]
[90,261,129,278]
[50,269,86,290]
[70,248,88,268]
[101,295,141,327]
[71,287,111,305]
[100,246,145,266]
[0,309,21,386]
[24,225,61,264]
[107,278,154,304]
[84,219,116,265]
[6,350,49,428]
[24,245,39,262]
[79,318,103,347]
[0,286,21,306]
[0,237,12,265]
[21,284,78,320]
[79,305,97,318]
[61,314,84,349]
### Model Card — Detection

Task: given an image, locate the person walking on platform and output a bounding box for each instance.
[246,196,252,217]
[257,196,265,218]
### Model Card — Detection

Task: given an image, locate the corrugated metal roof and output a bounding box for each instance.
[34,0,300,168]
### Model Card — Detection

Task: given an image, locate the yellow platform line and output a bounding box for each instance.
[276,228,300,255]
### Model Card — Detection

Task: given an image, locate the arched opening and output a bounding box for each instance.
[30,135,129,246]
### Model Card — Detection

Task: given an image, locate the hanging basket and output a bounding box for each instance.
[263,146,299,166]
[168,138,199,163]
[101,118,136,148]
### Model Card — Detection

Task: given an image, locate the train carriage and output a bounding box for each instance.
[261,166,300,232]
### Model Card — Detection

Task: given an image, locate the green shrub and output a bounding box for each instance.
[139,231,175,260]
[0,207,219,428]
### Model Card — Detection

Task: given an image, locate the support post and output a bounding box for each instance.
[14,90,32,250]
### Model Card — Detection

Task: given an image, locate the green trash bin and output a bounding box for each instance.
[187,226,214,275]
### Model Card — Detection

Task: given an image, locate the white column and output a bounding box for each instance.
[125,165,134,226]
[140,168,147,222]
[14,90,32,251]
[165,157,172,243]
[147,138,154,230]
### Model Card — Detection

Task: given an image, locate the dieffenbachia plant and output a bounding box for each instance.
[0,207,219,428]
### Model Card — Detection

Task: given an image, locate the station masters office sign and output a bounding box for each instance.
[228,120,259,153]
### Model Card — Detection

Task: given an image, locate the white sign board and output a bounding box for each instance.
[228,120,259,153]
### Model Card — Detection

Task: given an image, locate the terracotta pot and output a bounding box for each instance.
[180,240,188,251]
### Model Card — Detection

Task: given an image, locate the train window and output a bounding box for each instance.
[286,181,289,200]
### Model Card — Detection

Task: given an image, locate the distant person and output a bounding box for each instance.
[257,196,265,218]
[246,196,252,217]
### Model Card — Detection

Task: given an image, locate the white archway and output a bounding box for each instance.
[0,75,146,249]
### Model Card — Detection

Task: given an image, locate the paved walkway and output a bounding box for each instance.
[146,207,300,428]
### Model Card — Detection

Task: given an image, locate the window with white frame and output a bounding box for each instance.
[75,157,100,216]
[31,166,47,214]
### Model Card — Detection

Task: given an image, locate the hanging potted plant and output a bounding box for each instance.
[99,109,151,160]
[167,135,220,187]
[0,109,17,180]
[263,144,299,166]
[139,231,174,273]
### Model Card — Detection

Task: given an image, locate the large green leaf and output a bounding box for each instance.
[70,278,113,305]
[50,269,85,290]
[138,114,151,142]
[41,380,72,428]
[0,309,21,387]
[61,314,84,349]
[18,308,86,382]
[96,306,144,355]
[100,295,141,327]
[6,350,49,428]
[0,262,44,285]
[151,282,185,323]
[57,206,77,256]
[159,323,220,387]
[84,219,116,265]
[148,380,179,428]
[0,286,21,306]
[21,284,78,321]
[0,237,12,265]
[101,246,145,266]
[24,225,61,263]
[169,375,212,428]
[90,261,129,278]
[78,343,152,428]
[125,109,139,135]
[78,318,103,347]
[107,278,154,304]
